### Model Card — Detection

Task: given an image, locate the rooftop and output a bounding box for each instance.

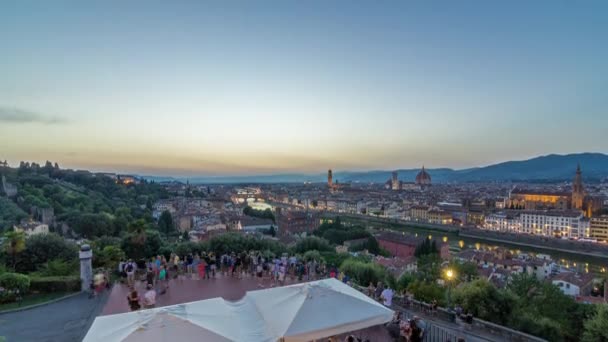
[550,272,595,287]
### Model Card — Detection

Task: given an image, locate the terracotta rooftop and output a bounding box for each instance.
[551,272,595,287]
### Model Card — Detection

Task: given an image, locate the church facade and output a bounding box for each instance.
[508,165,601,217]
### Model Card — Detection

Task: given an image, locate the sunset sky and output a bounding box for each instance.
[1,1,607,176]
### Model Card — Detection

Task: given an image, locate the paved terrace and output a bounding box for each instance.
[0,273,538,342]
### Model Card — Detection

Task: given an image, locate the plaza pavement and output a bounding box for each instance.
[0,273,501,342]
[0,291,109,342]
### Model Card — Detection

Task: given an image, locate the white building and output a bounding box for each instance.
[551,272,594,296]
[152,200,176,219]
[483,212,521,232]
[520,210,590,238]
[14,222,49,236]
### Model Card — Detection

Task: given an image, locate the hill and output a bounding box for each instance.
[142,153,608,184]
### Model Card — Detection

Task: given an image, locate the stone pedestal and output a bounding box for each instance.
[79,244,93,292]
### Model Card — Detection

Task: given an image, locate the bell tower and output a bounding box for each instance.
[572,164,585,210]
[327,169,333,188]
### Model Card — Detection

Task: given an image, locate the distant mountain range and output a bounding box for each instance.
[141,153,608,184]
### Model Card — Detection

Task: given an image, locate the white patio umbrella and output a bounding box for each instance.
[83,297,274,342]
[246,278,394,342]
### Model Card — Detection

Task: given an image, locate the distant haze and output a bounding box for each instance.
[141,153,608,184]
[1,2,607,175]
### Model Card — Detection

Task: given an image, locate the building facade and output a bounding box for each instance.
[278,210,320,236]
[375,232,450,259]
[590,216,608,242]
[520,210,590,238]
[483,212,522,232]
[409,205,430,222]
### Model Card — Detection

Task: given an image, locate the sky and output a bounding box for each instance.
[1,1,607,176]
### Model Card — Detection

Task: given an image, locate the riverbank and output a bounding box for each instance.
[327,213,459,233]
[460,228,608,260]
[325,212,608,262]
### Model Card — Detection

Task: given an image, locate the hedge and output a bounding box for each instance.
[29,276,81,293]
[0,273,30,304]
[0,273,31,293]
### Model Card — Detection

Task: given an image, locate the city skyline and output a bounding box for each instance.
[2,2,608,176]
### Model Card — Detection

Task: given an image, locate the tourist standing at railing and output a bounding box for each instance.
[367,282,375,297]
[381,286,394,307]
[374,281,384,301]
[409,319,422,342]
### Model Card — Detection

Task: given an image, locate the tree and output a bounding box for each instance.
[127,219,147,244]
[507,273,588,340]
[340,259,386,286]
[407,280,446,305]
[67,213,114,238]
[303,250,323,262]
[121,229,164,260]
[397,273,416,292]
[3,231,25,270]
[96,245,126,270]
[414,237,438,257]
[292,236,333,253]
[17,233,78,273]
[582,304,608,342]
[452,279,516,325]
[448,260,478,283]
[242,206,276,223]
[157,210,175,235]
[416,254,442,282]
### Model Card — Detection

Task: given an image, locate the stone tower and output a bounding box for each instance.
[391,171,399,190]
[327,169,333,188]
[572,164,585,210]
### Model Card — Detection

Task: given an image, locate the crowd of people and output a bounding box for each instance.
[116,251,348,312]
[113,253,472,341]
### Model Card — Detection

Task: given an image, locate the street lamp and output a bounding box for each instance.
[445,269,455,312]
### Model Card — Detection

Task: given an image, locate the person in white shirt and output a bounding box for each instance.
[144,284,156,309]
[381,287,394,307]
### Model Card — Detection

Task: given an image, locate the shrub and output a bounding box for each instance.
[95,246,125,270]
[174,241,203,257]
[30,276,81,293]
[320,252,351,268]
[303,250,323,262]
[37,259,79,277]
[121,229,165,260]
[206,233,286,256]
[407,280,445,306]
[292,236,333,253]
[385,272,398,291]
[0,272,30,294]
[339,259,386,286]
[16,233,78,273]
[397,273,415,292]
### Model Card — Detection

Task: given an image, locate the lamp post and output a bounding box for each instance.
[445,269,454,311]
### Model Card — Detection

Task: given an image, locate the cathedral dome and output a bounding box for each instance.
[415,166,432,185]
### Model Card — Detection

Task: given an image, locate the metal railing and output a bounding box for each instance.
[352,284,546,342]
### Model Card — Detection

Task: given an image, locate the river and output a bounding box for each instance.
[342,216,608,275]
